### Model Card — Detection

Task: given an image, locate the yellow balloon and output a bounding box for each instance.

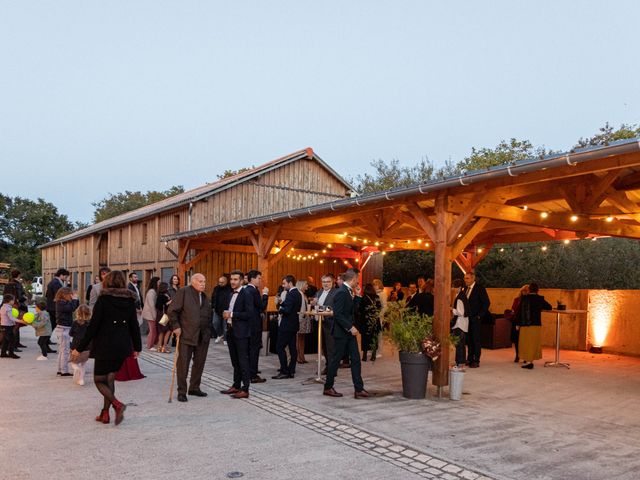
[23,312,35,324]
[11,308,19,318]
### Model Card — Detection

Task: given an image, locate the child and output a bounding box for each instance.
[33,300,55,360]
[70,305,91,385]
[1,294,19,359]
[54,287,79,376]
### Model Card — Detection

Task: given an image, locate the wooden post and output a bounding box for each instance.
[433,195,452,388]
[177,239,189,285]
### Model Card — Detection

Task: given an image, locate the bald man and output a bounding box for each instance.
[169,273,213,402]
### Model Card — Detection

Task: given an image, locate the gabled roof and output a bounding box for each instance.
[41,148,353,247]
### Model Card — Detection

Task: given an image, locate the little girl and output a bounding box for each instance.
[1,294,19,359]
[54,287,79,376]
[33,300,54,360]
[70,305,91,385]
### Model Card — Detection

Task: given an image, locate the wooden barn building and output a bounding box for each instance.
[39,148,367,294]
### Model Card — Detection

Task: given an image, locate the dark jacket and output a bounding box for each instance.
[278,287,302,333]
[245,284,268,334]
[211,284,232,317]
[70,321,89,350]
[331,285,360,338]
[3,279,28,312]
[156,292,171,320]
[45,277,63,312]
[55,299,80,327]
[516,294,552,327]
[168,286,212,346]
[128,282,142,309]
[408,291,434,316]
[76,288,142,361]
[464,283,491,322]
[314,287,338,328]
[357,293,382,350]
[226,287,254,339]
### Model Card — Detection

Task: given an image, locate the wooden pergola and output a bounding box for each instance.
[164,138,640,387]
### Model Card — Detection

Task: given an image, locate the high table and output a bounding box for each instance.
[301,309,333,385]
[543,309,587,369]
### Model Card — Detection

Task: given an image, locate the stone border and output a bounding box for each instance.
[141,352,501,480]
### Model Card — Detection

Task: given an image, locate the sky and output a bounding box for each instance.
[1,1,639,224]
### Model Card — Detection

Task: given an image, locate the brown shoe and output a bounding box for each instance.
[220,386,241,395]
[323,388,343,397]
[231,390,249,399]
[354,389,370,399]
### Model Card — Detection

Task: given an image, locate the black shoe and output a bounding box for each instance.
[14,349,22,353]
[17,343,27,348]
[271,373,292,379]
[9,354,20,359]
[522,363,534,369]
[177,394,188,402]
[188,389,208,397]
[362,354,367,362]
[60,372,73,377]
[47,349,57,354]
[57,371,62,375]
[514,356,519,363]
[251,375,267,383]
[0,354,9,358]
[321,367,328,375]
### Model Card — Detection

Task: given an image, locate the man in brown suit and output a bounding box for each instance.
[169,273,212,402]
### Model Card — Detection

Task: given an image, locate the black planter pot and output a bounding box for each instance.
[399,351,431,399]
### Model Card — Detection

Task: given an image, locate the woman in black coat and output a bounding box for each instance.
[71,270,142,426]
[358,283,382,362]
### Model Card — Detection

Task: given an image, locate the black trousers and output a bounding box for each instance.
[176,336,210,395]
[466,317,482,364]
[324,334,364,392]
[227,330,251,391]
[321,321,335,365]
[38,336,50,356]
[249,326,262,378]
[47,309,57,330]
[452,328,466,366]
[276,329,297,376]
[1,326,15,355]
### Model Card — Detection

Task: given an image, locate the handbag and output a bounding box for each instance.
[159,313,170,326]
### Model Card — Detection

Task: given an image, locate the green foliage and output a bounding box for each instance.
[92,186,184,223]
[352,158,435,194]
[217,167,254,180]
[386,301,434,353]
[458,138,548,172]
[0,194,74,277]
[575,122,640,148]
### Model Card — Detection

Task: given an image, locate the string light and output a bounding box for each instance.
[541,245,548,251]
[417,239,422,244]
[499,248,505,252]
[477,248,483,253]
[351,236,357,241]
[363,239,369,244]
[354,258,359,263]
[381,251,387,256]
[570,215,578,222]
[563,239,570,244]
[374,241,380,246]
[425,243,430,247]
[327,244,333,248]
[322,249,327,254]
[333,260,337,263]
[523,205,528,210]
[540,212,549,219]
[342,232,347,236]
[319,260,324,264]
[606,216,614,222]
[389,243,395,248]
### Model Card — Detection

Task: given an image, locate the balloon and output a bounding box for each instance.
[23,312,35,324]
[11,308,19,318]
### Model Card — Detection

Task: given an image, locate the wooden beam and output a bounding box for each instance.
[451,218,490,259]
[450,201,640,239]
[603,188,640,223]
[259,226,281,258]
[184,250,210,270]
[189,242,256,254]
[582,170,620,211]
[446,191,490,244]
[407,202,437,241]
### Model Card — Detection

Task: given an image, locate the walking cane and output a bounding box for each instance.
[168,334,180,403]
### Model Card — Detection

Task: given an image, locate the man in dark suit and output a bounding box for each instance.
[323,268,369,399]
[463,271,491,368]
[311,274,338,374]
[273,275,302,379]
[220,270,254,398]
[169,273,213,402]
[245,269,269,383]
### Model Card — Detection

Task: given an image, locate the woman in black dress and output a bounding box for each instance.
[71,270,141,426]
[358,283,382,362]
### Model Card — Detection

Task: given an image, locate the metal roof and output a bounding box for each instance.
[160,138,640,242]
[40,148,353,248]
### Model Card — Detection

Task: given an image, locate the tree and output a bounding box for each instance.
[458,138,547,172]
[0,194,74,277]
[352,157,436,194]
[217,167,254,180]
[92,186,184,223]
[575,122,640,148]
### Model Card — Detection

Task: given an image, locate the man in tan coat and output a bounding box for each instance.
[169,273,212,402]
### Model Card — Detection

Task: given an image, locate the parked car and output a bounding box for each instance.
[32,276,43,295]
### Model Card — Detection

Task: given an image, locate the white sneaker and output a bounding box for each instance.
[214,337,221,344]
[223,341,228,346]
[149,347,157,351]
[36,355,48,361]
[376,352,383,358]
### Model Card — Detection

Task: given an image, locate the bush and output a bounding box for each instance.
[386,301,434,353]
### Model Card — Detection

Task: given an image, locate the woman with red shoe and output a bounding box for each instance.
[71,270,142,426]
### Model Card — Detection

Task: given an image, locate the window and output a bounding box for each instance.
[161,267,175,284]
[118,229,123,248]
[142,223,148,245]
[174,215,180,233]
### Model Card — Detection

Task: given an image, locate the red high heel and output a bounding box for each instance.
[112,399,126,426]
[95,409,110,424]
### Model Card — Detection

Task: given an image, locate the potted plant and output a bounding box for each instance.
[386,301,436,399]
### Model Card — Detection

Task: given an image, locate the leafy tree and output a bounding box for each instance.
[352,157,436,194]
[217,167,254,179]
[458,138,547,172]
[575,122,640,148]
[0,194,74,278]
[92,186,184,223]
